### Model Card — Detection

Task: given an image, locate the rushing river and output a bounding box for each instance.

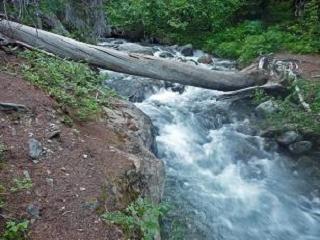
[103,41,320,240]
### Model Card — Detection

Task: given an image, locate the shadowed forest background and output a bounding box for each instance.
[1,0,319,63]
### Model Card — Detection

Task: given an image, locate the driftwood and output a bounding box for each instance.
[0,20,269,91]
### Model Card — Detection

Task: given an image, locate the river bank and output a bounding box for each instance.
[1,39,320,239]
[0,49,164,239]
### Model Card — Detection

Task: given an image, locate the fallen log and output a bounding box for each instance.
[0,20,268,91]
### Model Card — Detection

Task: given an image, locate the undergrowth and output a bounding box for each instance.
[102,198,169,240]
[204,21,319,64]
[10,177,33,193]
[107,0,319,64]
[0,220,29,240]
[254,79,320,134]
[20,50,116,122]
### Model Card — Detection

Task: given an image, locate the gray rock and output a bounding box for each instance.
[28,138,43,159]
[180,44,193,56]
[46,178,54,187]
[104,99,165,203]
[27,203,40,219]
[260,128,281,138]
[104,72,165,102]
[255,100,278,117]
[289,141,313,154]
[198,54,213,64]
[277,131,302,146]
[113,40,125,45]
[159,51,174,58]
[0,102,27,112]
[83,200,100,210]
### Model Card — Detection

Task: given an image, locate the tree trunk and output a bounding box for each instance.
[0,20,268,91]
[64,0,111,38]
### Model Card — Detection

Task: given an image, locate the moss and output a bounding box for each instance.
[20,50,117,122]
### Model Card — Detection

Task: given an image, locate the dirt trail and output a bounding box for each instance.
[0,52,161,239]
[274,53,320,80]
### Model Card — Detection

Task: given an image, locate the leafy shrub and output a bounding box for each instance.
[1,220,29,240]
[20,51,115,121]
[204,20,319,63]
[102,198,169,240]
[107,0,244,39]
[256,79,320,134]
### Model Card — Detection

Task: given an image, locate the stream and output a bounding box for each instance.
[102,40,320,240]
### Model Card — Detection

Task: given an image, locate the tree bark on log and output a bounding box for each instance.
[0,20,268,91]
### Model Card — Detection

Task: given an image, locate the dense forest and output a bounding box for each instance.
[1,0,319,62]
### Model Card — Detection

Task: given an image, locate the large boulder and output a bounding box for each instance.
[255,100,278,117]
[277,131,302,146]
[289,141,313,155]
[104,71,165,102]
[180,44,194,56]
[158,51,174,59]
[198,54,213,64]
[104,99,165,202]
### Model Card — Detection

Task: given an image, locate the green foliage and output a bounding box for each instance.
[257,79,320,134]
[106,1,319,63]
[254,89,269,104]
[204,21,319,63]
[0,220,29,240]
[303,0,320,36]
[20,50,115,121]
[107,0,244,39]
[102,198,169,240]
[10,178,33,193]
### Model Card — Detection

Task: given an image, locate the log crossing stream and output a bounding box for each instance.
[103,40,320,240]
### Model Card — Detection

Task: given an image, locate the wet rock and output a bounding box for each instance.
[277,131,302,146]
[180,44,193,56]
[159,51,174,58]
[289,141,313,154]
[235,124,258,136]
[164,82,185,94]
[198,54,213,64]
[113,40,125,45]
[27,203,40,219]
[263,139,279,152]
[255,100,278,117]
[104,72,165,102]
[28,138,43,159]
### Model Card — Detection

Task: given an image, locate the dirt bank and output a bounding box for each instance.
[0,51,164,239]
